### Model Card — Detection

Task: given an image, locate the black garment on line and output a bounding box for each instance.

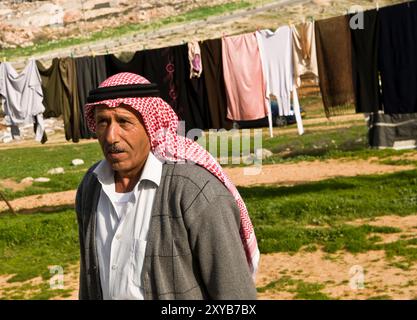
[368,113,417,148]
[105,51,144,77]
[379,2,417,114]
[200,38,233,130]
[75,55,107,139]
[351,9,381,113]
[104,45,209,133]
[139,44,209,133]
[177,44,211,132]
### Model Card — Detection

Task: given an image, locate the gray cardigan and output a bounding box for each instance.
[75,161,257,300]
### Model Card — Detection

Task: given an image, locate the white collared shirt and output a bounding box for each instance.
[93,152,163,300]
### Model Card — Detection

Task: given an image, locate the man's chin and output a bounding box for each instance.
[106,155,126,169]
[108,161,129,173]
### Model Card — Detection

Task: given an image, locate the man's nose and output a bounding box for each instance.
[104,122,121,144]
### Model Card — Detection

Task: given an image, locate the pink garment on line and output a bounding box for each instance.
[222,33,267,121]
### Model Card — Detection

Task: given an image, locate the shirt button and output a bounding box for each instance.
[115,234,121,240]
[111,264,117,270]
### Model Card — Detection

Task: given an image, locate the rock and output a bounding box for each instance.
[312,0,332,5]
[63,10,82,24]
[34,177,50,183]
[47,167,65,175]
[2,136,13,143]
[255,148,273,160]
[20,177,34,183]
[71,159,84,166]
[244,153,256,164]
[29,3,64,27]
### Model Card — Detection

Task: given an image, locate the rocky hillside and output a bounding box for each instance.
[0,0,408,51]
[0,0,238,49]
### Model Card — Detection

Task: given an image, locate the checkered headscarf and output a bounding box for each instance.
[85,72,259,277]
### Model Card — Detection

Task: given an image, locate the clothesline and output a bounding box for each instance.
[0,23,316,142]
[1,0,417,148]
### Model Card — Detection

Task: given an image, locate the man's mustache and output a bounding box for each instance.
[106,144,126,153]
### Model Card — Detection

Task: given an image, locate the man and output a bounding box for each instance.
[76,72,259,300]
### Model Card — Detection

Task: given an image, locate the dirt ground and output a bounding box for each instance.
[257,214,417,300]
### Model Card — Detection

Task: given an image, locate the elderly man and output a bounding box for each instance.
[76,72,259,300]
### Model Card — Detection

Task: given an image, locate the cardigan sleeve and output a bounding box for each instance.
[187,184,257,300]
[75,176,89,300]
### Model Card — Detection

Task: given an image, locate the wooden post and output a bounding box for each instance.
[0,191,16,215]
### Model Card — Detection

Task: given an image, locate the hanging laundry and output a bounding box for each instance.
[315,15,355,117]
[188,41,203,78]
[222,33,268,123]
[351,9,381,114]
[0,60,46,143]
[368,113,417,149]
[75,55,107,139]
[37,58,81,143]
[140,44,207,132]
[105,51,144,77]
[139,46,184,120]
[174,43,210,132]
[291,21,319,88]
[256,26,304,136]
[105,45,209,133]
[36,59,62,118]
[378,2,417,114]
[200,38,233,130]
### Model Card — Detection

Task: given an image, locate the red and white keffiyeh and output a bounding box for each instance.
[85,72,260,277]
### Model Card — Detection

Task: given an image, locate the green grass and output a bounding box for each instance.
[240,170,417,227]
[382,238,417,269]
[241,170,417,263]
[367,295,393,300]
[257,276,333,300]
[0,143,101,180]
[0,142,102,200]
[0,210,79,283]
[0,1,252,60]
[198,124,417,167]
[256,224,402,254]
[0,209,79,299]
[0,281,73,300]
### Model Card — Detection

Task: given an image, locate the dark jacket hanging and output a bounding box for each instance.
[75,55,107,139]
[200,39,233,130]
[351,9,381,113]
[105,51,144,77]
[104,45,212,133]
[315,15,355,117]
[37,58,81,142]
[37,59,63,118]
[378,2,417,114]
[139,45,184,122]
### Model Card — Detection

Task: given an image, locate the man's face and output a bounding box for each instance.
[95,105,151,175]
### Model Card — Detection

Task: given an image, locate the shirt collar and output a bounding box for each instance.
[139,151,163,187]
[93,151,163,191]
